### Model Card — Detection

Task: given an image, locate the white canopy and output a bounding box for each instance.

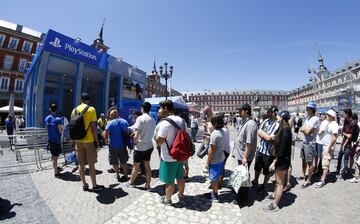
[0,105,23,113]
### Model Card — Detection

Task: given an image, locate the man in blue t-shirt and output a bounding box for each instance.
[104,109,129,182]
[44,104,64,178]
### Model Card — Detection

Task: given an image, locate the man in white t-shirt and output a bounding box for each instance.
[315,113,328,174]
[128,102,156,190]
[299,102,320,188]
[156,100,186,205]
[314,109,339,188]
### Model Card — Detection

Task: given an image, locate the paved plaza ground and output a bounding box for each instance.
[1,126,360,224]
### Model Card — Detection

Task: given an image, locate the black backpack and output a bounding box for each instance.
[69,106,90,140]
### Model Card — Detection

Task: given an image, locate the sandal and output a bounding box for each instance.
[83,183,89,191]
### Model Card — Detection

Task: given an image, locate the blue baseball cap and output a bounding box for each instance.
[306,102,317,109]
[277,110,291,122]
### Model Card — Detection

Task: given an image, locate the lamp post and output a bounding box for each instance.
[308,67,321,104]
[159,62,174,100]
[346,65,357,111]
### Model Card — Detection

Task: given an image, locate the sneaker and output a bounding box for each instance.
[266,193,275,200]
[54,172,63,178]
[263,202,279,212]
[314,181,325,188]
[210,192,219,202]
[301,181,311,189]
[82,183,89,191]
[251,179,259,186]
[92,185,105,192]
[160,196,172,205]
[349,177,359,183]
[337,175,344,181]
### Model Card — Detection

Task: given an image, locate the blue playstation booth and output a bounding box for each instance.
[24,29,146,127]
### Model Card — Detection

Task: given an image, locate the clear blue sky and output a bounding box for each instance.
[2,0,360,92]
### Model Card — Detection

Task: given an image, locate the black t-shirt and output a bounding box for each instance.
[273,126,292,160]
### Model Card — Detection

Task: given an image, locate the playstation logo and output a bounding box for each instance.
[49,37,61,48]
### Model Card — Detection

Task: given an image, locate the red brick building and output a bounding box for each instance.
[0,19,43,108]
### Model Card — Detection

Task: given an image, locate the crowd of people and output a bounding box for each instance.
[3,114,25,150]
[40,93,360,212]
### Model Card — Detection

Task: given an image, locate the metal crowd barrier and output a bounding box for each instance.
[0,127,76,173]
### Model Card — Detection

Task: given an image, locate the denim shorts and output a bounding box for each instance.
[301,142,315,162]
[315,143,323,157]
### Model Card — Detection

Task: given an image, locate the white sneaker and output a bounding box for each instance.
[349,177,359,183]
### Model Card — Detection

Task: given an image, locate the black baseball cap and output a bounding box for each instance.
[236,103,251,111]
[81,92,90,101]
[267,105,279,113]
[50,103,57,112]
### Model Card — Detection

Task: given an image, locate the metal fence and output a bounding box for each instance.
[0,127,76,173]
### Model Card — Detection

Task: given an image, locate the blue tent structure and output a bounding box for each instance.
[144,96,189,125]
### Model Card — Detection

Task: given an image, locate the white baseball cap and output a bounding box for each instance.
[326,109,337,117]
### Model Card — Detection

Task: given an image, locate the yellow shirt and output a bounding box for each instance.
[71,103,97,143]
[97,118,107,130]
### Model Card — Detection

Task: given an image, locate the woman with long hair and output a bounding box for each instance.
[264,110,292,212]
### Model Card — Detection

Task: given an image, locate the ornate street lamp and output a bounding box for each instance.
[159,62,174,100]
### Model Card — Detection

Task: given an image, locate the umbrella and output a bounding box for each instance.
[0,105,23,113]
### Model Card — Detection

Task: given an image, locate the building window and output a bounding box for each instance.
[0,77,10,91]
[18,58,27,72]
[22,41,33,53]
[14,79,24,92]
[0,34,6,47]
[8,37,19,50]
[4,55,14,70]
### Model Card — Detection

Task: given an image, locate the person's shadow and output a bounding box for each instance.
[94,184,128,204]
[0,198,22,220]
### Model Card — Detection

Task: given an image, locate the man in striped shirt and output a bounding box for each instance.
[252,106,280,192]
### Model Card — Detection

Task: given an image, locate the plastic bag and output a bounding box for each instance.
[229,164,251,193]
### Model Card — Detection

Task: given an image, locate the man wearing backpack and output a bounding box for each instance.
[44,104,64,178]
[70,93,104,192]
[155,100,187,205]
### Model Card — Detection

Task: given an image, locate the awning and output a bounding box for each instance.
[0,105,23,113]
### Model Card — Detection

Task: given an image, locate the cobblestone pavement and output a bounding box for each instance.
[1,127,360,224]
[0,140,58,224]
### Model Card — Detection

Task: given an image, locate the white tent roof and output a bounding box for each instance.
[0,105,23,112]
[144,96,187,106]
